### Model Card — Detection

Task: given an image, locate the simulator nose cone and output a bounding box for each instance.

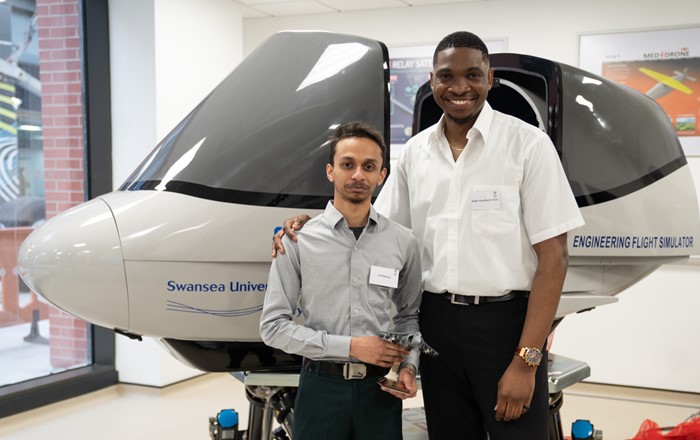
[18,198,129,331]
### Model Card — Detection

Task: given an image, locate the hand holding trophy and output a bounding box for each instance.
[377,332,439,395]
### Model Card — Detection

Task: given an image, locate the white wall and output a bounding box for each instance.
[552,261,700,392]
[242,0,700,65]
[109,0,244,386]
[109,0,157,191]
[241,0,700,393]
[111,0,244,188]
[153,0,243,143]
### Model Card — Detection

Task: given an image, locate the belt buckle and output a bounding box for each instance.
[450,293,479,306]
[342,362,367,380]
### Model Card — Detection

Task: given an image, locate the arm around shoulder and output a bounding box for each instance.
[259,237,301,347]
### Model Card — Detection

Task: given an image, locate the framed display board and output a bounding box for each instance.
[579,26,700,156]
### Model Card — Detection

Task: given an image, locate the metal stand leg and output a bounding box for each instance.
[245,387,267,440]
[261,405,275,440]
[549,391,565,440]
[242,384,296,440]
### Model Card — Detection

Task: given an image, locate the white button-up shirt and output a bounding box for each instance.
[375,102,584,296]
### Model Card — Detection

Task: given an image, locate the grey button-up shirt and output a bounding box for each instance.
[260,201,423,367]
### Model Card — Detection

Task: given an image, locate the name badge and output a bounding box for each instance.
[369,265,399,288]
[471,190,501,211]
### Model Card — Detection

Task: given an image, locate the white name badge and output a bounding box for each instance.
[471,190,501,211]
[369,265,399,288]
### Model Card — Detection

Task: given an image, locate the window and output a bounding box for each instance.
[0,0,116,418]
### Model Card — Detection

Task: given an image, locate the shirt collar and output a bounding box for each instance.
[427,101,495,146]
[473,100,494,143]
[323,200,379,229]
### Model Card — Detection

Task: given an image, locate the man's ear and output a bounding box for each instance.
[378,167,387,186]
[326,163,334,182]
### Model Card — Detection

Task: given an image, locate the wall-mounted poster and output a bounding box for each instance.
[388,45,434,147]
[579,26,700,156]
[388,38,507,160]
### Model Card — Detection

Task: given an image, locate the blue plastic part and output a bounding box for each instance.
[274,226,282,235]
[572,419,594,439]
[217,409,239,428]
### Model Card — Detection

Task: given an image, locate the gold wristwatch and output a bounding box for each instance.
[515,346,543,367]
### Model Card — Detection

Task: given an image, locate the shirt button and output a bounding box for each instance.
[353,277,359,282]
[354,308,359,314]
[354,247,358,251]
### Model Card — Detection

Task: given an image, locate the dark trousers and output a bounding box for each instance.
[419,292,549,439]
[293,368,403,440]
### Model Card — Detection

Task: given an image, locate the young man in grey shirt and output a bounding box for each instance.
[260,121,423,440]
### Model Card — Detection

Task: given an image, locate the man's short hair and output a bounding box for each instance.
[433,31,489,66]
[328,121,387,166]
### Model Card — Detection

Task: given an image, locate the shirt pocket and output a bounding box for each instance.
[470,185,519,235]
[367,285,393,318]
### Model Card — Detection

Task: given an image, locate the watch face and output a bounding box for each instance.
[525,348,543,366]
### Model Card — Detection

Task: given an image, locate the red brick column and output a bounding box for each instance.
[36,0,88,369]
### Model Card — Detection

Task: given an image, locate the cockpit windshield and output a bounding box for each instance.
[120,32,389,209]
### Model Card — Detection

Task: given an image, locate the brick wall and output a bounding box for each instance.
[35,0,88,369]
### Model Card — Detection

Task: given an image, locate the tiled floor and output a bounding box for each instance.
[0,372,698,439]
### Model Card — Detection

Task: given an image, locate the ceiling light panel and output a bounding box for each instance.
[404,0,483,5]
[320,0,408,12]
[236,5,270,17]
[250,1,336,16]
[237,0,310,4]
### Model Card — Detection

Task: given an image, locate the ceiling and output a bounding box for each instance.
[231,0,484,18]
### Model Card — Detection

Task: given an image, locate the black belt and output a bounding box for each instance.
[434,290,529,306]
[302,358,388,380]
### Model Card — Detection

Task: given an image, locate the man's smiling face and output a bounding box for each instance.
[430,47,493,127]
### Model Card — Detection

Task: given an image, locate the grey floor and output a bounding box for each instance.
[1,372,699,439]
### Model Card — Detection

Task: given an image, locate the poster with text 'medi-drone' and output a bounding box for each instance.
[580,26,700,156]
